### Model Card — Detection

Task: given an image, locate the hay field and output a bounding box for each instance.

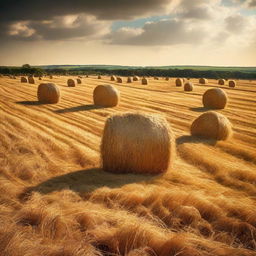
[0,76,256,256]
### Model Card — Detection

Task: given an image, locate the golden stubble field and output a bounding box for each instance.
[0,75,256,256]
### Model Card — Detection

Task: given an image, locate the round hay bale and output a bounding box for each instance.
[127,77,132,83]
[101,112,175,174]
[154,77,159,80]
[111,75,116,81]
[49,75,53,79]
[28,76,35,84]
[218,79,225,85]
[191,111,232,140]
[133,76,140,81]
[39,77,42,80]
[199,78,208,84]
[77,78,82,84]
[228,80,236,88]
[37,83,60,104]
[93,84,119,107]
[117,77,123,83]
[86,75,89,78]
[175,78,183,87]
[184,82,193,91]
[67,79,76,87]
[21,77,27,83]
[98,75,102,79]
[203,88,228,109]
[142,78,148,85]
[165,77,169,81]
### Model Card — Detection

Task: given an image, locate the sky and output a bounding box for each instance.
[0,0,255,67]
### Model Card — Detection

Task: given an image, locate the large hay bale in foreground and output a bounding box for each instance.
[21,77,27,83]
[37,83,60,104]
[127,77,132,83]
[199,78,208,84]
[228,80,236,88]
[93,84,119,107]
[133,76,140,81]
[111,75,116,81]
[142,77,148,85]
[28,76,35,84]
[77,78,82,84]
[184,82,193,91]
[117,77,123,83]
[175,78,183,87]
[67,79,76,87]
[218,79,225,85]
[203,88,228,109]
[191,111,232,140]
[101,112,175,174]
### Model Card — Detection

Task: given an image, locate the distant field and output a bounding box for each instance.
[0,76,256,256]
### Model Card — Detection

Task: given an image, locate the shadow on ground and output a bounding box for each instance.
[176,135,217,146]
[55,104,105,113]
[22,168,154,198]
[189,107,209,112]
[16,101,45,105]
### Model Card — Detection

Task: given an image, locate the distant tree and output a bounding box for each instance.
[22,64,31,68]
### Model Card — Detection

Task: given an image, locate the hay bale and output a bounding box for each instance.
[199,78,208,84]
[101,112,175,174]
[39,77,42,80]
[77,78,82,84]
[175,78,183,87]
[67,79,76,87]
[98,75,102,79]
[117,77,123,83]
[154,77,159,80]
[111,75,116,81]
[37,83,60,104]
[218,79,225,85]
[86,75,89,78]
[184,82,193,91]
[49,75,53,79]
[93,84,119,107]
[142,78,148,85]
[165,77,169,81]
[203,88,228,109]
[127,77,132,83]
[228,80,236,88]
[21,77,27,83]
[191,111,232,140]
[133,76,140,81]
[28,76,35,84]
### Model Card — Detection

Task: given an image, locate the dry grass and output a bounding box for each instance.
[0,75,256,256]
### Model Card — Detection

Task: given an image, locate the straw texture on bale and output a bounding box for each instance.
[218,79,225,85]
[133,76,140,81]
[229,80,236,88]
[21,77,27,83]
[142,78,148,85]
[28,76,35,84]
[93,84,119,107]
[203,88,228,109]
[127,77,132,83]
[199,78,208,84]
[37,83,60,104]
[175,78,183,87]
[117,77,123,83]
[184,82,193,91]
[101,112,175,175]
[111,75,116,81]
[77,78,82,84]
[98,75,102,79]
[191,111,232,140]
[67,79,75,87]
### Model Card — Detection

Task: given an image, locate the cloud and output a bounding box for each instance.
[225,14,247,33]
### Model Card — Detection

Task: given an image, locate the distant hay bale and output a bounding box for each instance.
[93,84,119,107]
[133,76,140,81]
[203,88,228,109]
[39,77,42,80]
[98,75,102,79]
[199,78,208,84]
[21,77,27,83]
[184,82,194,91]
[49,75,53,79]
[165,77,169,81]
[154,77,159,80]
[28,76,35,84]
[117,77,123,83]
[78,76,82,78]
[37,83,60,104]
[67,79,76,87]
[142,78,148,85]
[175,78,183,87]
[218,79,225,85]
[111,75,116,81]
[101,112,175,174]
[191,111,232,140]
[86,75,89,78]
[77,78,82,84]
[127,77,132,83]
[228,80,236,88]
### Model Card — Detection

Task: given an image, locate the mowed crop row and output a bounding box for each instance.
[0,76,256,256]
